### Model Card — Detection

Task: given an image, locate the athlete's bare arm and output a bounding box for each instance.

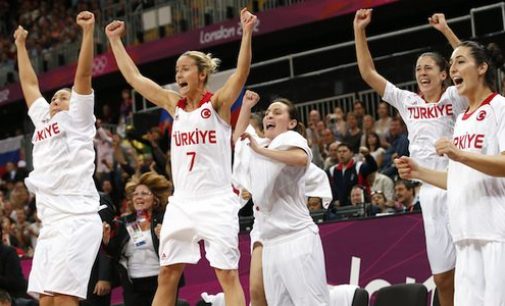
[354,9,388,97]
[242,133,308,167]
[395,156,448,189]
[232,90,260,144]
[105,21,180,116]
[429,13,461,49]
[74,11,95,95]
[14,26,42,108]
[213,8,257,120]
[436,137,505,177]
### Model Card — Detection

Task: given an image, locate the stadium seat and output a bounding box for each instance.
[352,288,369,306]
[374,283,428,306]
[195,299,212,306]
[176,299,190,306]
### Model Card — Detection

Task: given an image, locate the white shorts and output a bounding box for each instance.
[159,191,241,270]
[454,240,505,306]
[28,201,102,299]
[419,184,456,274]
[262,228,329,306]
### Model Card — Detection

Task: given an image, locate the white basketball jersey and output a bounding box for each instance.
[383,82,468,169]
[448,93,505,243]
[171,93,233,196]
[25,91,99,213]
[249,131,316,242]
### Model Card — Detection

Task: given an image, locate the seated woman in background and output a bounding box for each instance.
[106,171,184,306]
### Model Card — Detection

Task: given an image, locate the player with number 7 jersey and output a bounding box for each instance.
[171,91,232,195]
[105,6,256,305]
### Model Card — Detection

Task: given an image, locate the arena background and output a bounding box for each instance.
[1,0,505,305]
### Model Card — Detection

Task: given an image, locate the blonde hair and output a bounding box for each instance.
[125,171,172,212]
[181,51,221,85]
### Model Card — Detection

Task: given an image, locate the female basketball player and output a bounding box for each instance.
[234,95,330,305]
[105,8,256,306]
[396,40,505,306]
[354,9,465,305]
[15,11,102,306]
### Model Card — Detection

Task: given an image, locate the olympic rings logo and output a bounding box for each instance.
[92,55,108,76]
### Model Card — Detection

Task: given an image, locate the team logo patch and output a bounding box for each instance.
[201,108,211,119]
[476,110,487,121]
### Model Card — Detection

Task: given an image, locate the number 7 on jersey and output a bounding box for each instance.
[186,151,196,171]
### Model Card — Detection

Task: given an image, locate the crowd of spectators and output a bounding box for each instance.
[0,1,105,85]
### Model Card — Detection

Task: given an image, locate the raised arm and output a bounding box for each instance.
[14,26,42,108]
[232,90,259,143]
[429,13,460,49]
[353,9,388,97]
[395,156,448,189]
[213,8,257,112]
[105,21,180,115]
[74,11,95,95]
[436,137,505,177]
[242,133,308,167]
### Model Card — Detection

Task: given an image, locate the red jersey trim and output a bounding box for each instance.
[462,92,497,120]
[176,91,213,110]
[420,92,442,104]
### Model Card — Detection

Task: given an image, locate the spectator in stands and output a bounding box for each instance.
[353,100,366,128]
[106,8,256,306]
[350,185,367,206]
[15,11,102,306]
[100,104,116,124]
[394,180,421,213]
[0,224,27,301]
[374,102,392,140]
[107,171,182,306]
[371,191,390,213]
[367,171,394,205]
[355,10,465,306]
[321,128,335,159]
[332,106,347,140]
[379,117,410,179]
[1,217,21,250]
[1,162,19,183]
[395,39,505,306]
[306,109,325,168]
[342,112,362,153]
[94,119,114,184]
[350,184,380,216]
[306,109,321,138]
[307,197,323,212]
[365,132,385,168]
[12,208,31,250]
[9,182,30,212]
[360,114,375,145]
[323,141,340,170]
[327,143,377,207]
[0,201,12,220]
[119,88,133,121]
